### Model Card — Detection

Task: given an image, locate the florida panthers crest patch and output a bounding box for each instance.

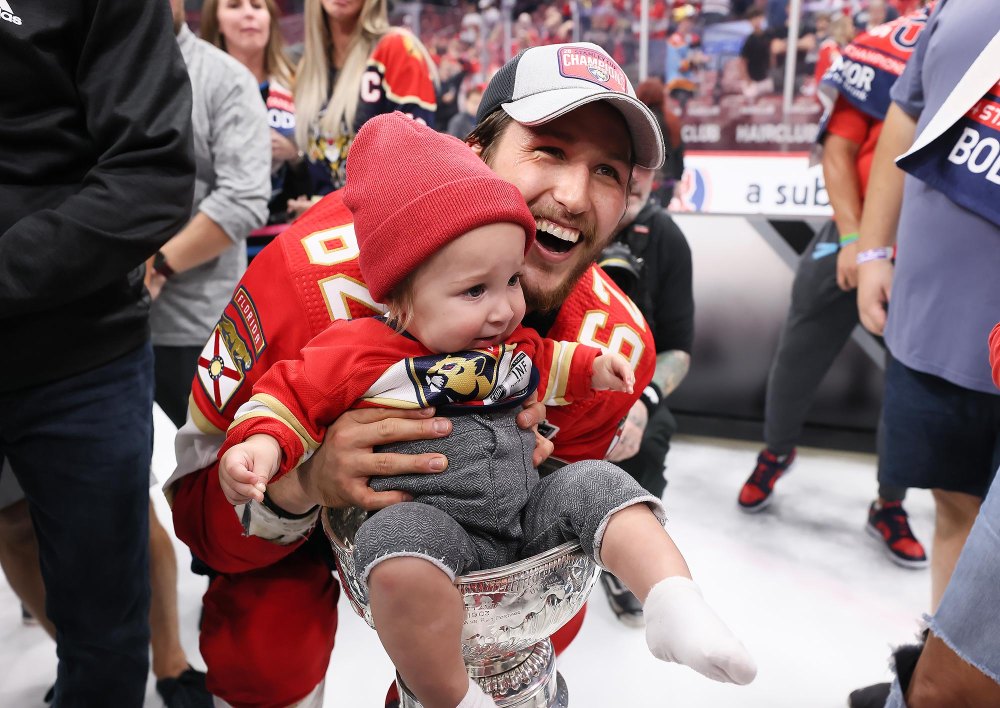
[196,315,251,412]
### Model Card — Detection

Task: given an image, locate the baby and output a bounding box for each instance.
[219,113,755,708]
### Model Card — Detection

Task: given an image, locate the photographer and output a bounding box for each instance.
[598,166,695,625]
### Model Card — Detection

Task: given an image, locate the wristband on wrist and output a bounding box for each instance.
[856,247,894,265]
[262,490,319,520]
[838,232,859,246]
[639,382,663,416]
[152,250,175,279]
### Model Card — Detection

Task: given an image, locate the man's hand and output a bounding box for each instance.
[296,407,452,511]
[857,259,893,335]
[148,271,167,301]
[836,241,859,292]
[270,130,300,166]
[607,399,648,462]
[287,195,318,218]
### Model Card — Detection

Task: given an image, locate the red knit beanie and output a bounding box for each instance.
[343,112,536,303]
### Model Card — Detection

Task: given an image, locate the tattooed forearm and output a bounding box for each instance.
[652,350,691,397]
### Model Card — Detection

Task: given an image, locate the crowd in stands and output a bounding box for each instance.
[232,0,923,152]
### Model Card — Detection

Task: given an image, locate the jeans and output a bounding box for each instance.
[153,344,202,429]
[0,342,154,707]
[886,471,1000,707]
[881,357,1000,497]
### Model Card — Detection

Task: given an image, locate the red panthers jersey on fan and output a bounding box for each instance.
[305,30,438,195]
[177,190,654,480]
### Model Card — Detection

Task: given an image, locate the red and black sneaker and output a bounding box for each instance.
[866,501,928,569]
[738,448,796,512]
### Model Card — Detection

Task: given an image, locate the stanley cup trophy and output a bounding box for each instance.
[322,507,602,707]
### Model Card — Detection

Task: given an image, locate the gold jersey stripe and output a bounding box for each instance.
[229,394,322,453]
[189,394,225,436]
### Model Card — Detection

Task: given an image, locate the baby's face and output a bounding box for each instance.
[407,224,528,353]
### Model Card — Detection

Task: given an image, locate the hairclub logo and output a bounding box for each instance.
[0,0,22,25]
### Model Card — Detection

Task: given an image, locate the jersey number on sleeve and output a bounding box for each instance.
[301,225,386,322]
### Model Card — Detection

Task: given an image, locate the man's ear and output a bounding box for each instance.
[467,140,483,157]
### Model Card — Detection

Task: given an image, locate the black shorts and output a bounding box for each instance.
[880,357,1000,497]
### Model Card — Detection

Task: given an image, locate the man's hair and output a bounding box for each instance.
[466,109,515,166]
[745,7,765,19]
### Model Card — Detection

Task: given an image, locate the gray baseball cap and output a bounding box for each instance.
[477,42,665,169]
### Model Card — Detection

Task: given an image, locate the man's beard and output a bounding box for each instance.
[522,234,607,313]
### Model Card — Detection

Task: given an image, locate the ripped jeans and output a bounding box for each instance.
[886,469,1000,706]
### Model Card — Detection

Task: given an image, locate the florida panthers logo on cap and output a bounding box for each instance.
[557,46,628,93]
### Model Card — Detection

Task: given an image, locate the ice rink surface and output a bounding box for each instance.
[0,407,933,707]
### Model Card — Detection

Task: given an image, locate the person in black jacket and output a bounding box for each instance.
[0,2,195,705]
[598,165,695,626]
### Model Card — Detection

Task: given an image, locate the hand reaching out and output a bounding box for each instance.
[591,353,635,394]
[218,434,283,506]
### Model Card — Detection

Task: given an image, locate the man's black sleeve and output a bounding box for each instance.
[0,0,194,316]
[649,212,695,355]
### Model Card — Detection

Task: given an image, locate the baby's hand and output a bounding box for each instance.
[591,353,635,394]
[218,435,283,506]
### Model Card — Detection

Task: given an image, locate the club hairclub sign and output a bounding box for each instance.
[557,46,628,93]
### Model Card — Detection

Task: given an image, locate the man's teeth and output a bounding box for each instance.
[535,218,580,244]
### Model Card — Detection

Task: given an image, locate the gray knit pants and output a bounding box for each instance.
[356,408,663,583]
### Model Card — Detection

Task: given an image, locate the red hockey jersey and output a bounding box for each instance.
[224,318,600,482]
[174,190,654,483]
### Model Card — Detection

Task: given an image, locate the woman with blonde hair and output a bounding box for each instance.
[289,0,437,212]
[201,0,307,224]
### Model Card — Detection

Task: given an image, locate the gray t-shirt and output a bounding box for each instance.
[886,0,1000,394]
[151,25,270,347]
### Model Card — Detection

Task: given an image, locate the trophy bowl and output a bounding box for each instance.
[321,506,602,707]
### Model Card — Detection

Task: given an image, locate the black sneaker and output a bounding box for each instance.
[156,666,213,708]
[847,640,924,707]
[847,682,890,708]
[866,501,928,569]
[738,448,796,512]
[600,571,644,627]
